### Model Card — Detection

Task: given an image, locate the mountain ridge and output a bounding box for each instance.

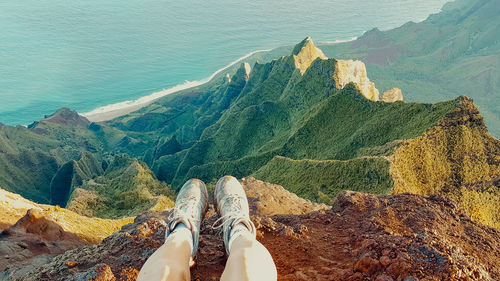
[0,37,498,230]
[0,7,499,278]
[320,0,500,137]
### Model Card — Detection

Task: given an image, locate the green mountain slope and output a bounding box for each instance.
[320,0,500,137]
[50,151,104,207]
[66,154,175,219]
[147,44,456,189]
[0,108,110,203]
[0,37,498,228]
[253,156,393,203]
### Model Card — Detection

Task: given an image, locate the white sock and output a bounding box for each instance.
[167,223,193,254]
[228,223,254,253]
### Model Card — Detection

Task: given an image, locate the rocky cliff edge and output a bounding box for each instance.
[1,177,499,281]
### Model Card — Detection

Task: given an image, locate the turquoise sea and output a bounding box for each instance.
[0,0,449,125]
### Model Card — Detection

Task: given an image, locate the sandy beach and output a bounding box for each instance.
[81,48,272,123]
[83,102,153,122]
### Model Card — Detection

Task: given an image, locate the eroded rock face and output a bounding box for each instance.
[380,88,403,102]
[0,209,88,274]
[4,188,499,281]
[242,62,252,81]
[292,37,380,102]
[0,187,132,244]
[333,59,380,101]
[292,37,327,75]
[0,189,45,230]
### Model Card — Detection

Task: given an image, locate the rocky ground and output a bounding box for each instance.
[1,178,499,280]
[0,209,88,276]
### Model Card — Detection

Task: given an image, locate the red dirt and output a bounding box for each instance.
[2,179,499,281]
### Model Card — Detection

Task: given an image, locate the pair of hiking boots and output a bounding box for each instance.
[165,176,256,257]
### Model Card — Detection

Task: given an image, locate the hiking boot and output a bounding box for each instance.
[214,176,256,254]
[165,179,209,257]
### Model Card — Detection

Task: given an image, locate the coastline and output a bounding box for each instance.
[81,37,359,123]
[82,48,272,123]
[319,37,358,45]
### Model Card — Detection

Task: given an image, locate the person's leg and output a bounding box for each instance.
[214,176,277,281]
[221,234,277,281]
[136,226,192,281]
[138,179,209,281]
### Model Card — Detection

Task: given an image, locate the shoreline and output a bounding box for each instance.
[82,48,272,123]
[81,36,359,123]
[319,37,358,45]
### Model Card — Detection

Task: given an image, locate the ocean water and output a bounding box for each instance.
[0,0,449,125]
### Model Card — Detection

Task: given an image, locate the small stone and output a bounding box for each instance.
[355,253,381,275]
[376,274,394,281]
[118,267,139,281]
[16,242,28,249]
[74,264,116,281]
[348,272,364,281]
[397,252,410,261]
[66,261,77,268]
[379,255,392,267]
[118,255,131,262]
[92,264,116,281]
[386,260,410,277]
[360,239,377,250]
[294,270,308,279]
[381,249,391,256]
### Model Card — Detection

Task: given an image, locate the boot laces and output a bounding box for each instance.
[212,195,246,231]
[168,195,201,225]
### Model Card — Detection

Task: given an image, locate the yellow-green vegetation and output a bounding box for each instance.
[453,187,500,229]
[67,155,175,219]
[391,96,500,228]
[42,205,133,244]
[253,156,393,203]
[0,187,132,243]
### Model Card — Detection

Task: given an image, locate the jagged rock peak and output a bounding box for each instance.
[292,37,327,75]
[234,62,252,82]
[380,88,404,102]
[243,62,252,80]
[229,62,252,84]
[333,59,380,101]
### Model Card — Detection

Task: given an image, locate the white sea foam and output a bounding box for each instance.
[320,37,358,45]
[81,38,357,120]
[81,48,272,118]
